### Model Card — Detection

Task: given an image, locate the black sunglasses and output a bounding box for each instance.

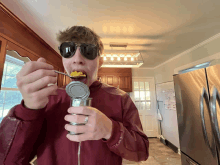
[58,42,98,60]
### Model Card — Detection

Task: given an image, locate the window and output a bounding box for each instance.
[0,55,24,123]
[133,80,151,111]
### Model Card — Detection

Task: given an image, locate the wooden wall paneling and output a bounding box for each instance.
[53,67,63,88]
[119,76,124,89]
[65,71,71,86]
[100,74,106,83]
[120,76,130,89]
[56,68,64,88]
[6,41,39,61]
[6,41,65,88]
[113,75,119,87]
[62,74,66,87]
[7,41,53,69]
[0,3,64,70]
[0,36,7,89]
[106,75,113,85]
[118,75,132,92]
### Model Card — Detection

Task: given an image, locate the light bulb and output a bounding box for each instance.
[131,57,134,61]
[111,57,114,61]
[124,57,127,61]
[117,57,120,61]
[104,57,107,61]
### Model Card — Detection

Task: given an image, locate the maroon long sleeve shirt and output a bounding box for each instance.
[0,80,149,165]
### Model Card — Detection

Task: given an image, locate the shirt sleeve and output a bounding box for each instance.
[0,100,46,165]
[102,93,149,162]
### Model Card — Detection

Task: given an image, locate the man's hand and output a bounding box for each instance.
[64,106,113,142]
[16,57,58,110]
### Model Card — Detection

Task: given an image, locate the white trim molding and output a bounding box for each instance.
[174,52,220,74]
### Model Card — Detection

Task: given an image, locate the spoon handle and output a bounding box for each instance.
[54,70,70,77]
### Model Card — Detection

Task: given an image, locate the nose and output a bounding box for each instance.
[71,47,86,65]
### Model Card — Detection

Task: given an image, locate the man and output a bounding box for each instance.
[0,26,149,165]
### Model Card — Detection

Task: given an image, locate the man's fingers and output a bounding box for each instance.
[64,114,89,123]
[67,106,95,115]
[65,124,89,136]
[24,76,57,94]
[20,69,57,85]
[31,84,58,100]
[18,60,54,77]
[65,125,92,142]
[37,57,46,62]
[66,134,86,142]
[16,57,57,110]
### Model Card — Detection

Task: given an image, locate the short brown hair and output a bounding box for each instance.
[56,26,104,56]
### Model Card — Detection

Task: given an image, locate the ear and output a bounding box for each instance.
[98,56,103,69]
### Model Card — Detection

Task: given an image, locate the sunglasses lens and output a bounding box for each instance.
[81,44,98,60]
[60,43,76,58]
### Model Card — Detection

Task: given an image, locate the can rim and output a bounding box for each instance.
[66,81,90,100]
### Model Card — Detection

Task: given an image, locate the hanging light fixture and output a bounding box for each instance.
[100,43,144,68]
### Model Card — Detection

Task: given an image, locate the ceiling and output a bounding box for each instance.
[2,0,220,68]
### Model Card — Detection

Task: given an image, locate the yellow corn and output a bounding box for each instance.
[70,71,86,77]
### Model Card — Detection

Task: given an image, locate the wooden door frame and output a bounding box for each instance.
[0,36,7,89]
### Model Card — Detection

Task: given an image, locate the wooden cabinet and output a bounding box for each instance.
[98,68,132,92]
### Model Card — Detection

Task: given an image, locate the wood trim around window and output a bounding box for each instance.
[0,36,7,89]
[0,2,67,88]
[0,2,64,70]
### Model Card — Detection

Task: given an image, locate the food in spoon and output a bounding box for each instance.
[70,71,86,77]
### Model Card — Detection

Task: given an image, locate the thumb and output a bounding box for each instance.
[37,57,46,63]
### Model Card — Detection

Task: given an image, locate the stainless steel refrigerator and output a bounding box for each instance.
[173,64,220,165]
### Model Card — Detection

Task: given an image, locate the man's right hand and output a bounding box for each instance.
[16,57,58,110]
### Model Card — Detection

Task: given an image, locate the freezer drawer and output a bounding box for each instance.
[181,152,199,165]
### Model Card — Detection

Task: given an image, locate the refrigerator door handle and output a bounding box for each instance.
[200,87,214,154]
[210,86,220,151]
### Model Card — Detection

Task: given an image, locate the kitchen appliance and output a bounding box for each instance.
[173,64,220,165]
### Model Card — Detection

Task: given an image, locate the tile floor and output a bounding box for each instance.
[122,137,182,165]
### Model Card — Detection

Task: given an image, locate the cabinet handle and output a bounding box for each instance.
[200,87,215,156]
[210,86,220,152]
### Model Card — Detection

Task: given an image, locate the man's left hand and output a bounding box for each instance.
[64,106,113,142]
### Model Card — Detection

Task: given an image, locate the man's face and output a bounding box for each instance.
[62,46,101,87]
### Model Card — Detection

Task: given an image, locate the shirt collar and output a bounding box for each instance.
[89,80,102,93]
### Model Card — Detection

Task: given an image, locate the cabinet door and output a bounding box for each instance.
[98,68,132,92]
[106,75,119,88]
[119,76,132,92]
[98,74,106,84]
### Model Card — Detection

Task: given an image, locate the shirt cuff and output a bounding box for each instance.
[102,119,123,146]
[14,100,46,121]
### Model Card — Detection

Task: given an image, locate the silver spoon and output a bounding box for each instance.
[54,70,86,79]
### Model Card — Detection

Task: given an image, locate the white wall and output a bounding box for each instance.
[132,68,154,77]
